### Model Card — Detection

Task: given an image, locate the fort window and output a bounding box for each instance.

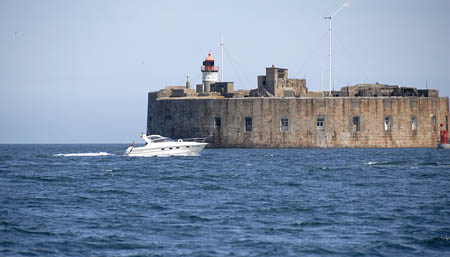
[384,116,392,131]
[317,116,325,130]
[411,116,417,131]
[277,69,287,78]
[245,117,253,132]
[447,116,449,131]
[280,118,289,131]
[432,115,437,131]
[352,116,360,132]
[215,117,221,127]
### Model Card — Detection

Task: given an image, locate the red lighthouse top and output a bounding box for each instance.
[205,52,214,61]
[201,52,218,72]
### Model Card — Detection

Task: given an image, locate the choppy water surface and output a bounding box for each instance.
[1,145,450,256]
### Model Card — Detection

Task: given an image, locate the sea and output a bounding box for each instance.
[0,144,449,256]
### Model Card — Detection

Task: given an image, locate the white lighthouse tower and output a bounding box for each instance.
[201,52,219,93]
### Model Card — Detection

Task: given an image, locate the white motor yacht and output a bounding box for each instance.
[124,134,208,157]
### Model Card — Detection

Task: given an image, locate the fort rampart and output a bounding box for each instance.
[147,65,449,148]
[147,95,449,148]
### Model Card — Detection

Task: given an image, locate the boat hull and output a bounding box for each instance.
[125,142,207,157]
[437,143,450,149]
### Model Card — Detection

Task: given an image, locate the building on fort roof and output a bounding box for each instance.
[147,53,449,148]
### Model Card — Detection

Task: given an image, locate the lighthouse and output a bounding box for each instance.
[201,52,219,93]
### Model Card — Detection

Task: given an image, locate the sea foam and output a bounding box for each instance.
[54,152,113,157]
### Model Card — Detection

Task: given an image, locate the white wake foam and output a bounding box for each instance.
[54,152,113,157]
[364,161,388,165]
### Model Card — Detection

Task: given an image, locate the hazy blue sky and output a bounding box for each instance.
[1,0,449,143]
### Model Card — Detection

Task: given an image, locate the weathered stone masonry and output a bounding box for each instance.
[147,66,449,148]
[148,95,448,148]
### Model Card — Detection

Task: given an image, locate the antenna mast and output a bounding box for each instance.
[324,2,349,96]
[220,34,224,82]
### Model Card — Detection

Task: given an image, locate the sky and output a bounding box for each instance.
[1,0,449,143]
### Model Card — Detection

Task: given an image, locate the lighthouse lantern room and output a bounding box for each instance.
[201,52,219,93]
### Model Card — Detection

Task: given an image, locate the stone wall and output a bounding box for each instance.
[255,67,307,98]
[147,94,449,148]
[210,82,234,94]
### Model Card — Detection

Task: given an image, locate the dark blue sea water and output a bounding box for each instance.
[1,145,450,256]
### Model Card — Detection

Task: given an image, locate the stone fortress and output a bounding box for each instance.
[147,53,449,148]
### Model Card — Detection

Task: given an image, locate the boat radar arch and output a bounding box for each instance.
[140,133,152,144]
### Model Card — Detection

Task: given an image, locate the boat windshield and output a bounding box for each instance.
[149,135,174,143]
